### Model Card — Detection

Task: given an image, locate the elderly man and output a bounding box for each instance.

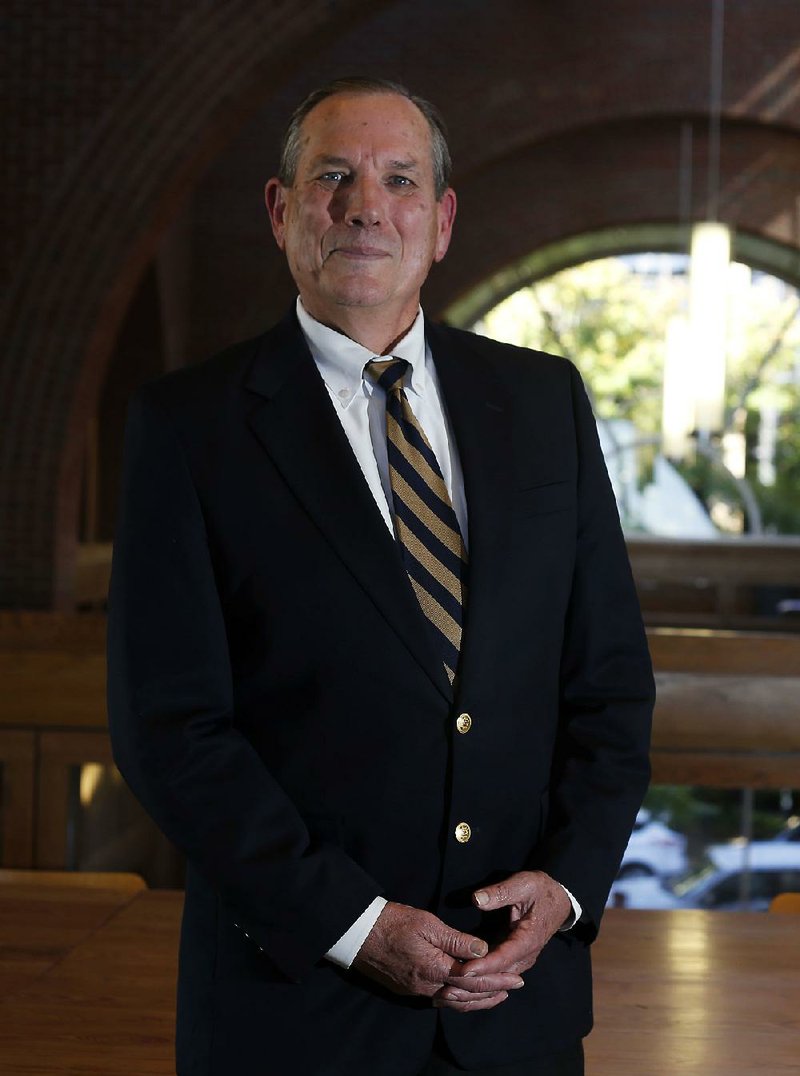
[108,77,654,1076]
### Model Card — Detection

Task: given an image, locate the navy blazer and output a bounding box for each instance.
[107,311,654,1075]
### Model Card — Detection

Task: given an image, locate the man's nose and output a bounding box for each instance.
[342,175,383,227]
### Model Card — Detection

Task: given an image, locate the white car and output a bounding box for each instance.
[609,841,800,911]
[617,808,688,880]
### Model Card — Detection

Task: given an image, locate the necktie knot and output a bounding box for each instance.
[366,357,409,395]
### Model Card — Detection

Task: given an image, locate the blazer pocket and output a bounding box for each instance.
[513,480,573,520]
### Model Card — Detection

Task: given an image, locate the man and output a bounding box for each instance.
[108,77,654,1076]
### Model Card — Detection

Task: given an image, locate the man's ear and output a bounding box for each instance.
[434,187,457,263]
[265,178,288,250]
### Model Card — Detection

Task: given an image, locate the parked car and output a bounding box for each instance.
[609,842,800,911]
[616,808,688,879]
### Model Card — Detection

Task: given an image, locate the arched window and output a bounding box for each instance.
[463,244,800,539]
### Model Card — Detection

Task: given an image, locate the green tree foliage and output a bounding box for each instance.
[479,256,800,534]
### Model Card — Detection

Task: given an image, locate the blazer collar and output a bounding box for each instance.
[243,309,452,700]
[424,321,513,696]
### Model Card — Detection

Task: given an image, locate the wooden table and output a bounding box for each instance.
[591,908,800,1074]
[0,882,180,1075]
[0,885,798,1074]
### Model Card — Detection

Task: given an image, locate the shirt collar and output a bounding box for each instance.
[296,297,428,408]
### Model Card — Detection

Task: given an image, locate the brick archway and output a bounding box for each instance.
[0,0,379,608]
[426,116,800,317]
[444,223,800,329]
[3,0,800,607]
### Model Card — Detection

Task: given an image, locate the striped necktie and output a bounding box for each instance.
[366,358,467,685]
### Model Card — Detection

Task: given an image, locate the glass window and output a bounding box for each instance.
[473,256,800,539]
[609,786,800,911]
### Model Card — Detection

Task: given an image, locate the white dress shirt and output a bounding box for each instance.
[296,297,468,544]
[294,298,580,968]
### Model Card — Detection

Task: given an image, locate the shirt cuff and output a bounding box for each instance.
[558,884,582,930]
[325,896,388,969]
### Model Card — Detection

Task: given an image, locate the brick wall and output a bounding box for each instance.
[2,0,799,607]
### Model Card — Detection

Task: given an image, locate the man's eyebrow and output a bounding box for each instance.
[307,155,353,170]
[305,155,420,172]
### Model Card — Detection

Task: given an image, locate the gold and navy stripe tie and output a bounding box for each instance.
[367,358,467,685]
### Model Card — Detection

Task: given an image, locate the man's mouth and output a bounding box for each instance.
[328,246,391,260]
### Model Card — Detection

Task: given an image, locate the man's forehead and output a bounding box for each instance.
[297,92,432,160]
[305,90,425,125]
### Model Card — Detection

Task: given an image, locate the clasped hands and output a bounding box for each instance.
[352,870,571,1013]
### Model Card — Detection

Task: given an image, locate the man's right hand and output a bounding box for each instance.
[352,902,523,1012]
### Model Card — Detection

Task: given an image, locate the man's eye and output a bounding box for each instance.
[320,172,346,184]
[388,175,414,187]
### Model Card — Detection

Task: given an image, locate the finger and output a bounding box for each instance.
[445,972,524,994]
[458,934,539,978]
[434,983,508,1001]
[432,925,488,962]
[433,990,509,1012]
[473,875,531,911]
[437,988,506,1003]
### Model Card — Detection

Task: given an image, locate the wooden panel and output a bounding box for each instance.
[628,535,800,585]
[0,871,145,893]
[0,645,108,731]
[645,611,799,631]
[650,751,800,788]
[2,622,797,732]
[0,612,107,730]
[646,629,800,787]
[0,611,106,649]
[75,543,113,607]
[0,651,107,729]
[630,535,800,627]
[0,731,36,868]
[36,732,114,870]
[2,615,798,800]
[647,628,800,675]
[652,673,800,750]
[649,663,800,785]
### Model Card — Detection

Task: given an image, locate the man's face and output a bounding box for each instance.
[265,92,456,331]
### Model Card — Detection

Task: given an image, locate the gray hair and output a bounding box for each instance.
[278,77,452,201]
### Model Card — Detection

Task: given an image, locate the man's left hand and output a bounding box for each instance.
[445,871,571,990]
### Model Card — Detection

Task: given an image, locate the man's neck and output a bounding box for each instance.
[298,299,420,356]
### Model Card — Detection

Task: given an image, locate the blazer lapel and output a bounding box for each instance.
[244,312,451,700]
[425,322,513,692]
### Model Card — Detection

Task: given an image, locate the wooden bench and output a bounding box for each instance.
[648,629,800,787]
[74,538,800,629]
[0,612,109,868]
[0,613,180,882]
[0,869,145,892]
[629,535,800,630]
[1,614,798,873]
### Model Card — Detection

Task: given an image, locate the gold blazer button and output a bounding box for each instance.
[454,821,472,843]
[456,713,472,733]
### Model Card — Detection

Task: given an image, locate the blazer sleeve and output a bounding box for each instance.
[106,387,383,981]
[533,361,655,938]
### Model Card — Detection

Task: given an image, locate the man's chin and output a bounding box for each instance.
[325,283,394,310]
